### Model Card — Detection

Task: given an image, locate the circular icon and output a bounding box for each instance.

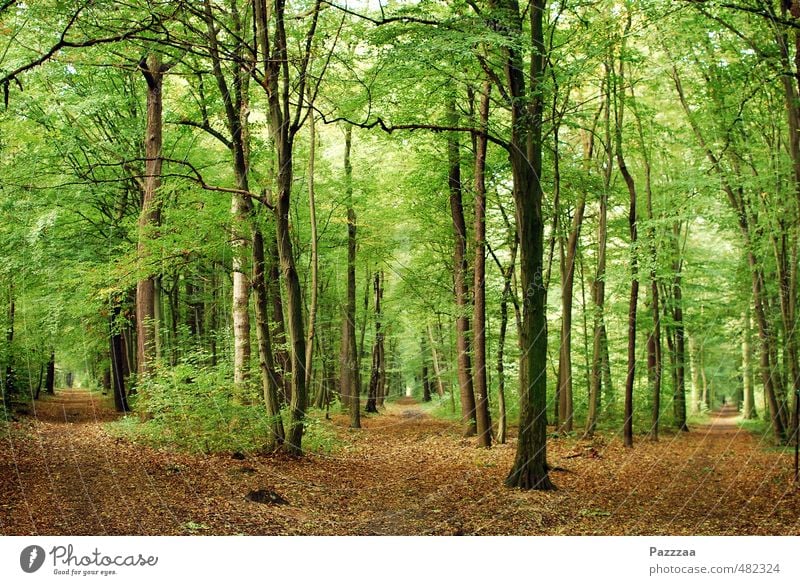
[20,545,46,573]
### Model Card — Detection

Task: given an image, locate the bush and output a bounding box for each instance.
[108,357,339,455]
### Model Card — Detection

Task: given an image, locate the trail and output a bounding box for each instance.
[1,393,798,535]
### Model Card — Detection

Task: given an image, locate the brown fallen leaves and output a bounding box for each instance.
[0,391,798,535]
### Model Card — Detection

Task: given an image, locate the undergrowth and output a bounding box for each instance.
[106,359,340,455]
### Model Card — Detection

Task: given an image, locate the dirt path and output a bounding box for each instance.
[1,392,798,535]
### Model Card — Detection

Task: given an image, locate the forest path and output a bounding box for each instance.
[1,395,799,535]
[690,404,741,434]
[25,388,121,424]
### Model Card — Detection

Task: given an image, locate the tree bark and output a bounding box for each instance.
[135,53,168,379]
[447,99,478,438]
[427,325,446,400]
[743,306,758,420]
[671,222,688,431]
[585,63,613,440]
[472,79,493,447]
[340,125,360,428]
[503,0,554,490]
[365,272,384,413]
[304,111,320,393]
[557,193,585,435]
[110,302,129,412]
[44,350,55,395]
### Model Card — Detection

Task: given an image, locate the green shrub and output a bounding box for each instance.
[107,357,340,455]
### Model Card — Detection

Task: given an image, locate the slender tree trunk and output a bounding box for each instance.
[672,223,688,431]
[305,112,319,392]
[365,272,384,413]
[585,64,613,440]
[269,246,290,403]
[614,19,638,448]
[427,325,446,399]
[473,79,493,447]
[743,306,758,419]
[557,195,585,435]
[110,302,129,412]
[447,99,478,438]
[340,126,360,428]
[253,228,286,447]
[44,351,55,395]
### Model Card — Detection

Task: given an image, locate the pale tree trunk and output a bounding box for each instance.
[742,306,757,420]
[427,325,446,399]
[689,335,701,414]
[231,193,251,387]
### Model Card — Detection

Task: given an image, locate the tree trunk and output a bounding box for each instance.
[427,325,446,399]
[671,223,688,431]
[135,54,167,379]
[109,302,129,413]
[743,306,758,419]
[305,111,319,392]
[253,227,286,447]
[447,99,478,438]
[614,15,638,448]
[503,0,554,490]
[268,245,290,403]
[557,194,585,435]
[472,79,493,447]
[340,125,360,429]
[44,351,55,395]
[585,63,613,440]
[365,272,384,413]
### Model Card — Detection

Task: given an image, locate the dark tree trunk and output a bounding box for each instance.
[503,0,554,490]
[473,79,493,447]
[585,64,613,440]
[672,223,689,431]
[366,272,384,413]
[110,303,129,413]
[45,351,55,395]
[447,99,478,438]
[615,16,638,449]
[340,126,360,428]
[253,228,286,447]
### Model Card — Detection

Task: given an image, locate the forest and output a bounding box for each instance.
[1,0,799,536]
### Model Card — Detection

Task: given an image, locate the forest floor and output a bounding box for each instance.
[1,390,798,535]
